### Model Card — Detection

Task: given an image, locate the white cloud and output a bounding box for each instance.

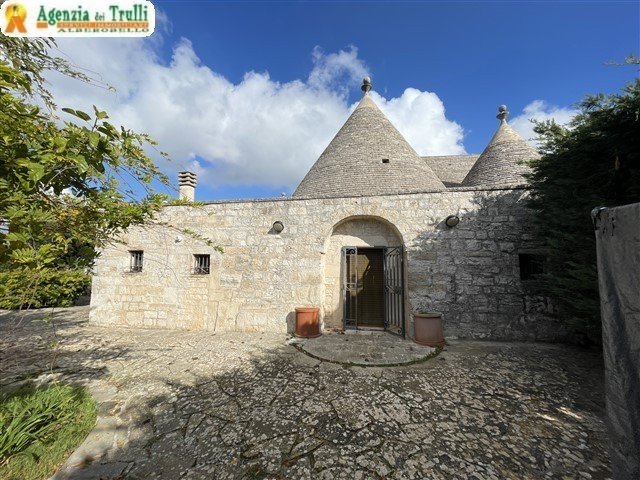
[371,89,466,156]
[46,36,466,192]
[510,100,577,145]
[308,46,369,94]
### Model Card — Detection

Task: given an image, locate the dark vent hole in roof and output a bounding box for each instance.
[382,158,390,164]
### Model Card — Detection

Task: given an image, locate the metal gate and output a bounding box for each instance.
[342,246,405,337]
[343,247,359,330]
[383,246,405,337]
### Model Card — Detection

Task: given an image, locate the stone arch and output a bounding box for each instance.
[322,215,405,330]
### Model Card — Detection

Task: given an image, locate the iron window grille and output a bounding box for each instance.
[193,254,210,275]
[519,253,544,280]
[129,250,143,273]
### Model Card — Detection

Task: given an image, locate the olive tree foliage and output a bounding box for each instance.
[526,77,640,342]
[0,37,172,308]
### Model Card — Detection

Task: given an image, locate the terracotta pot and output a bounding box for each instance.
[413,312,445,347]
[295,307,321,338]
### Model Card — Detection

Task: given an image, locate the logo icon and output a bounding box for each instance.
[1,0,154,37]
[5,3,27,33]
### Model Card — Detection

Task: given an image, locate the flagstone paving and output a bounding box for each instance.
[1,307,611,479]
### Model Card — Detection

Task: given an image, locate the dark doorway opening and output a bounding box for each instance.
[343,246,405,336]
[346,248,384,328]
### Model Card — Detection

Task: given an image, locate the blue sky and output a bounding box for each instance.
[51,1,639,200]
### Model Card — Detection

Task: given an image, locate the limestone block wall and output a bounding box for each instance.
[90,187,564,341]
[89,227,220,331]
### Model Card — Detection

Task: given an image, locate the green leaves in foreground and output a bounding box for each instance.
[0,384,97,480]
[0,38,172,308]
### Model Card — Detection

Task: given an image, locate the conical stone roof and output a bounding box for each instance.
[293,92,445,198]
[462,106,539,187]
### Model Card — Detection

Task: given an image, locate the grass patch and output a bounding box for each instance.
[0,383,97,480]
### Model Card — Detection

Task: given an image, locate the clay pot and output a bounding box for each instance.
[295,307,321,338]
[413,312,445,347]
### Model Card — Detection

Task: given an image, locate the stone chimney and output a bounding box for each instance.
[178,171,197,201]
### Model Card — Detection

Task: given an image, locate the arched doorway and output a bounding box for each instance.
[323,216,406,336]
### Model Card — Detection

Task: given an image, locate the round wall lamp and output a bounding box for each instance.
[272,221,284,233]
[445,215,460,228]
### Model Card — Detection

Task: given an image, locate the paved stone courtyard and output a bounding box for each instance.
[1,307,611,479]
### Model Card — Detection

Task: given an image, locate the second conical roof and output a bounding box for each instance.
[293,94,445,198]
[462,113,539,187]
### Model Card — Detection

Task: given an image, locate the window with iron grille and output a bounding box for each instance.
[129,250,143,273]
[519,253,544,280]
[194,254,210,274]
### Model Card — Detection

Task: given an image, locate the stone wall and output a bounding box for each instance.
[90,186,564,341]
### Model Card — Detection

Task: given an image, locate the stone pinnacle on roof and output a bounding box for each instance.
[461,104,539,187]
[293,77,446,199]
[361,76,372,94]
[497,104,508,122]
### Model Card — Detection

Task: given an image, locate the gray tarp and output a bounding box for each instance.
[592,203,640,480]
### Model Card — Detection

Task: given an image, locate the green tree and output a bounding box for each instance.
[0,37,171,308]
[527,78,640,342]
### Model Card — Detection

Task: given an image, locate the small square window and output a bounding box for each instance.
[519,253,544,280]
[129,250,143,273]
[382,158,390,164]
[194,254,210,275]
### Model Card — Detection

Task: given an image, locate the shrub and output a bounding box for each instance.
[527,79,640,342]
[0,268,90,309]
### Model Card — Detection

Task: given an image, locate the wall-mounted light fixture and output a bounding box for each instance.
[272,221,284,233]
[445,215,460,228]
